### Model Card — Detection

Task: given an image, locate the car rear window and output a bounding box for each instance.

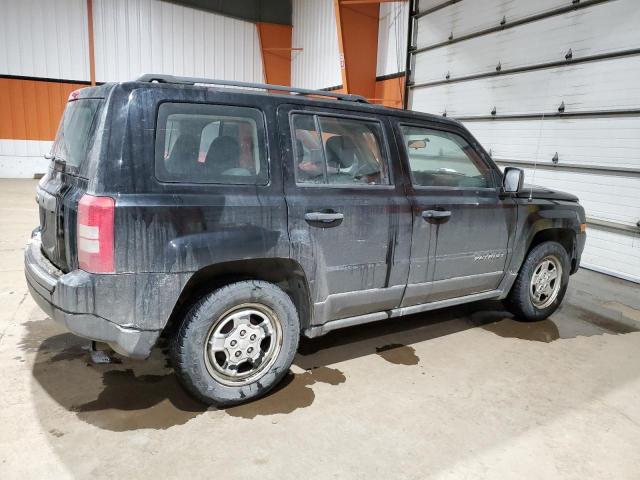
[50,99,102,171]
[155,103,268,185]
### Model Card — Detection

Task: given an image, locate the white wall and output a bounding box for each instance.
[93,0,264,83]
[0,0,90,81]
[291,0,342,90]
[376,0,409,77]
[0,140,52,178]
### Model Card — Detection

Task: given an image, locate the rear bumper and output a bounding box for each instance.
[24,232,160,358]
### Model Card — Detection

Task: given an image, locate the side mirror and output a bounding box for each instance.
[503,167,524,193]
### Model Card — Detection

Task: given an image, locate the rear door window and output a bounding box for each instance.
[291,113,390,186]
[155,103,268,185]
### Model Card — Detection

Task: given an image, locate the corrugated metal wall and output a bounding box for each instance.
[0,0,90,81]
[408,0,640,282]
[0,0,90,178]
[92,0,264,83]
[291,0,342,90]
[0,0,265,178]
[376,1,409,77]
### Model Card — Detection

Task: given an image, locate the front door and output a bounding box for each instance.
[278,105,412,325]
[393,120,516,305]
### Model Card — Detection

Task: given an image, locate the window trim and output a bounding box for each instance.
[153,100,271,186]
[288,109,395,190]
[396,121,499,191]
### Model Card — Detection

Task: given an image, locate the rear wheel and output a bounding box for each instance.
[504,241,570,321]
[171,280,300,405]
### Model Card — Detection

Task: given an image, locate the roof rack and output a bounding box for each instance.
[136,74,369,103]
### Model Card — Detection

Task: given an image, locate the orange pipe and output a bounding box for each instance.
[87,0,96,86]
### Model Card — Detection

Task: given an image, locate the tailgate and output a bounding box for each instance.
[38,96,103,272]
[36,173,88,271]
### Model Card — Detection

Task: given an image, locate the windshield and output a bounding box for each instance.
[50,99,101,170]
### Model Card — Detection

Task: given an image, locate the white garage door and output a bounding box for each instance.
[408,0,640,283]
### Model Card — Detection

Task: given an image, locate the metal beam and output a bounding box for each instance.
[586,217,640,235]
[453,109,640,122]
[165,0,292,26]
[492,159,640,177]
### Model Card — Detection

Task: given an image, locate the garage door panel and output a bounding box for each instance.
[466,117,640,169]
[410,56,640,117]
[514,167,640,226]
[417,0,451,13]
[410,0,640,283]
[416,0,566,50]
[581,228,640,283]
[413,0,640,84]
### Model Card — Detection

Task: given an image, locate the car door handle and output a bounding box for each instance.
[422,209,451,220]
[304,212,344,223]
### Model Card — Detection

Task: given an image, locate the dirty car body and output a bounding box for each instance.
[25,75,586,404]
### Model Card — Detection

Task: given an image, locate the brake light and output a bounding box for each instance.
[77,194,115,273]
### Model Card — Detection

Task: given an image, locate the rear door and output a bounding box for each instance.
[278,105,412,325]
[37,96,103,271]
[393,120,516,305]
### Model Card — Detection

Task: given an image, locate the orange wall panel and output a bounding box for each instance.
[0,78,86,141]
[334,0,379,99]
[257,23,293,86]
[374,76,405,109]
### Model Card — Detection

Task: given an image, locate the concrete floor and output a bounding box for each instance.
[1,178,640,479]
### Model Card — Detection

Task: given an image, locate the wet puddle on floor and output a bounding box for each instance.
[482,319,561,342]
[226,366,346,419]
[70,369,208,431]
[479,300,640,343]
[603,301,640,322]
[24,320,209,432]
[375,344,419,365]
[24,316,350,429]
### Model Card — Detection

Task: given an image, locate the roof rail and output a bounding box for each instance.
[136,74,369,103]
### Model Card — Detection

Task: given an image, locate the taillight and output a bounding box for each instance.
[77,194,115,273]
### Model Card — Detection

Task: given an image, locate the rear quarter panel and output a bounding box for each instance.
[102,84,290,275]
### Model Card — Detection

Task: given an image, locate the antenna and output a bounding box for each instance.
[530,78,551,202]
[530,111,544,202]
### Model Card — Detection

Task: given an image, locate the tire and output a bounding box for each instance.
[171,280,300,406]
[504,240,570,322]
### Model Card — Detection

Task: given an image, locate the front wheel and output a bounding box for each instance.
[504,241,570,321]
[171,280,300,405]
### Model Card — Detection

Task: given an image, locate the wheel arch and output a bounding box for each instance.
[162,258,312,339]
[527,227,577,271]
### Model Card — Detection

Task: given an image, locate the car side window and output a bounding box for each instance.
[292,113,390,186]
[155,103,268,185]
[399,125,491,188]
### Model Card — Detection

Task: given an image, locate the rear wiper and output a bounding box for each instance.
[44,153,67,172]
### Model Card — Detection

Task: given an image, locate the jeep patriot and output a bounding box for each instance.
[25,75,586,405]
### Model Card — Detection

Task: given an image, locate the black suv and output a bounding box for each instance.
[25,75,586,405]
